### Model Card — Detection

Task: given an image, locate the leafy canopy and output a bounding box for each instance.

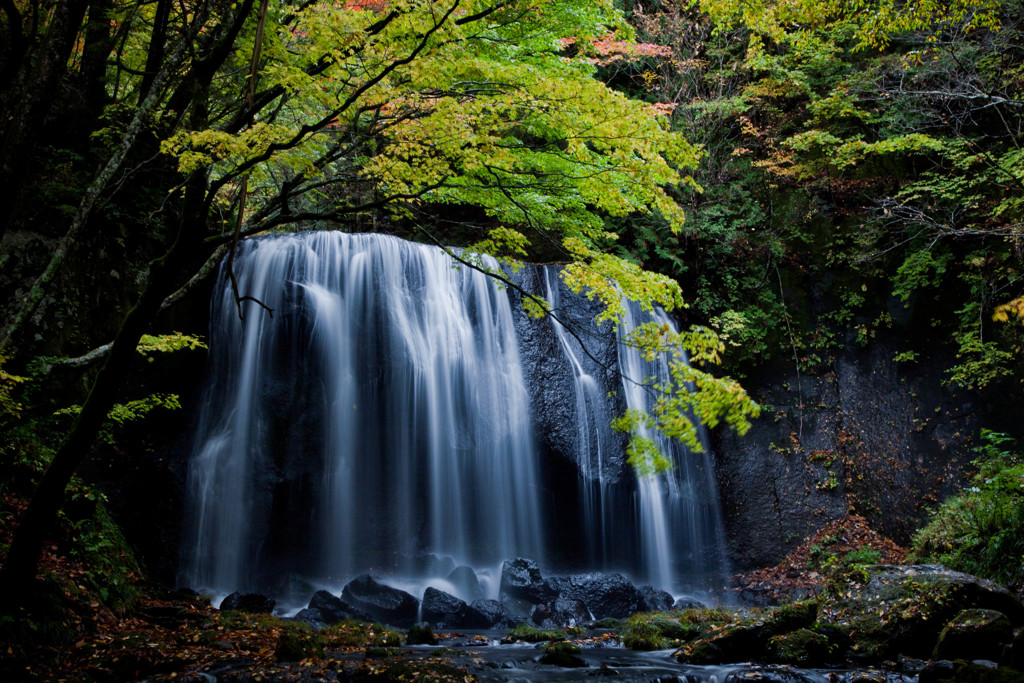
[0,0,755,472]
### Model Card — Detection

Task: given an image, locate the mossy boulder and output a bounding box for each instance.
[670,600,824,664]
[274,624,325,661]
[932,609,1013,661]
[678,624,767,664]
[822,565,1024,661]
[540,641,586,667]
[500,623,569,643]
[765,628,830,666]
[407,621,439,646]
[621,613,700,650]
[766,600,818,632]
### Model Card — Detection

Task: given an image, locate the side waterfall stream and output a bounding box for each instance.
[181,231,727,602]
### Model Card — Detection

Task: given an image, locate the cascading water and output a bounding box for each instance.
[182,232,542,595]
[182,230,727,599]
[616,299,731,594]
[540,271,729,595]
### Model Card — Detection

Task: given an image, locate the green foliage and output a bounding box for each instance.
[500,623,577,643]
[64,498,143,611]
[145,0,757,471]
[0,354,27,419]
[621,612,700,650]
[0,480,143,652]
[135,332,206,361]
[611,322,761,473]
[613,0,1024,388]
[843,547,882,568]
[55,393,182,444]
[911,431,1024,586]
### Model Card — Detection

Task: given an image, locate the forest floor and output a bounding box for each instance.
[5,488,1018,683]
[730,514,908,604]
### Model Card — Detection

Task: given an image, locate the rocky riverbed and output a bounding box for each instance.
[178,562,1024,682]
[5,557,1023,682]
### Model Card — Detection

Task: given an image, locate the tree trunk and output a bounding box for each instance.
[0,63,217,607]
[79,0,115,117]
[0,0,90,241]
[0,171,213,606]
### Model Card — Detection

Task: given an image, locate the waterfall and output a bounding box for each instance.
[540,272,730,595]
[182,231,727,598]
[616,299,731,594]
[182,232,542,594]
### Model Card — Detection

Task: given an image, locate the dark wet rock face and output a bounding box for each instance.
[499,557,553,604]
[545,573,646,620]
[639,585,674,613]
[305,590,372,624]
[421,587,491,630]
[340,575,419,628]
[219,592,275,614]
[469,599,520,629]
[530,596,590,629]
[496,561,675,623]
[711,331,1014,574]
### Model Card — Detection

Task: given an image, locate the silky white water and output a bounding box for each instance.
[541,271,729,594]
[182,231,727,598]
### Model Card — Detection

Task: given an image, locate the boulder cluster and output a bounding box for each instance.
[220,557,687,632]
[657,565,1024,678]
[216,563,1024,679]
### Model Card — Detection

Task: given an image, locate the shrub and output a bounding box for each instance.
[621,612,701,650]
[911,431,1024,587]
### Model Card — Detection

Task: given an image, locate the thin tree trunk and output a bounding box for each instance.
[138,0,170,103]
[0,57,216,606]
[0,0,91,241]
[0,5,207,351]
[0,170,213,606]
[79,0,115,116]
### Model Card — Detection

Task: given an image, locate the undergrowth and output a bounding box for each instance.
[911,430,1024,587]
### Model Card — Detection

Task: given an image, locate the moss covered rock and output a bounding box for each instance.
[823,565,1024,661]
[540,641,586,667]
[932,609,1013,661]
[678,624,767,664]
[765,628,830,666]
[407,621,439,645]
[766,600,818,632]
[274,624,325,661]
[621,613,700,650]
